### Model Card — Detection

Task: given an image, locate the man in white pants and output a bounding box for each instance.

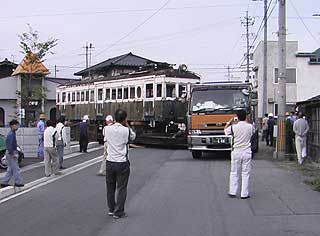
[97,115,114,176]
[293,112,309,165]
[224,110,255,199]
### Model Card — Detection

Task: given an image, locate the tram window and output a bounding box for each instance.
[76,92,80,101]
[62,92,66,102]
[166,84,176,97]
[111,89,116,100]
[178,85,186,97]
[146,84,153,98]
[130,87,135,99]
[117,88,123,99]
[137,86,142,98]
[67,93,71,102]
[81,92,85,101]
[85,91,89,101]
[124,87,128,99]
[57,93,60,103]
[72,92,75,102]
[157,84,162,97]
[98,89,103,100]
[105,88,110,100]
[90,90,94,102]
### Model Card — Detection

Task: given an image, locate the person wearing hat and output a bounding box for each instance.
[266,113,275,147]
[79,115,89,152]
[37,113,46,158]
[97,115,114,176]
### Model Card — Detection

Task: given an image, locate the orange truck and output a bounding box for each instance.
[187,81,258,159]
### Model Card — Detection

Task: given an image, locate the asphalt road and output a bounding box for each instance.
[0,145,320,236]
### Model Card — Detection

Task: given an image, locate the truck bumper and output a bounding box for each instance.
[188,135,232,151]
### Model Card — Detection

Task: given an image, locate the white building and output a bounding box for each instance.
[253,41,320,118]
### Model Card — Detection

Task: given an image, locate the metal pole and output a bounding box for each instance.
[262,0,268,116]
[277,0,286,158]
[246,11,250,83]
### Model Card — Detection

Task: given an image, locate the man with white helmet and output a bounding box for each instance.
[79,115,89,152]
[97,115,114,176]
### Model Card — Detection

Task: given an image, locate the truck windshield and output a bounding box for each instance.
[191,89,249,113]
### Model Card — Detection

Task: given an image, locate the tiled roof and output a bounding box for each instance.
[74,52,169,76]
[12,52,50,76]
[0,58,17,67]
[297,94,320,105]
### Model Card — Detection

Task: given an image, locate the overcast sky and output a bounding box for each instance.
[0,0,319,81]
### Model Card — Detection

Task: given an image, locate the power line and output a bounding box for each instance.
[289,0,320,45]
[0,4,247,20]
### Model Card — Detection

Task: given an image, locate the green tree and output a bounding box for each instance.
[17,24,58,126]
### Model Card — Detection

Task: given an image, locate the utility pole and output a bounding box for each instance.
[276,0,287,158]
[88,43,94,67]
[262,0,268,116]
[85,43,89,68]
[241,11,254,82]
[54,65,57,78]
[227,65,231,81]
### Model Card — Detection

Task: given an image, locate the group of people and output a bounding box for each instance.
[261,113,276,146]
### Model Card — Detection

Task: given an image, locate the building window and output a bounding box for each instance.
[117,88,123,99]
[273,103,278,117]
[111,89,116,100]
[124,87,128,99]
[62,92,66,102]
[137,86,142,98]
[81,91,85,101]
[274,68,296,83]
[166,84,176,97]
[179,84,186,97]
[72,92,75,102]
[90,90,94,102]
[130,87,135,99]
[97,104,103,114]
[76,92,80,101]
[98,88,103,101]
[105,88,110,101]
[156,84,162,97]
[67,93,71,102]
[146,84,153,98]
[86,91,89,101]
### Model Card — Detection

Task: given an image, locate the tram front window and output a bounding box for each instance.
[146,84,153,98]
[166,84,176,97]
[157,84,162,97]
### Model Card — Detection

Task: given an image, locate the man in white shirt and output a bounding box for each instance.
[44,120,62,177]
[293,112,309,165]
[56,117,68,169]
[224,110,255,199]
[96,115,114,176]
[104,109,136,219]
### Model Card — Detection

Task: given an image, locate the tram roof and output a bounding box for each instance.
[74,52,171,76]
[63,69,200,87]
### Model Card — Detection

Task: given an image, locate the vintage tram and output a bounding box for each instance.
[56,68,200,146]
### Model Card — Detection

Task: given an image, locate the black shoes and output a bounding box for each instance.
[0,183,10,188]
[241,196,250,199]
[14,183,24,187]
[59,166,66,170]
[228,193,237,198]
[113,213,128,219]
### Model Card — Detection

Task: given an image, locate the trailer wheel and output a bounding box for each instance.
[192,151,202,159]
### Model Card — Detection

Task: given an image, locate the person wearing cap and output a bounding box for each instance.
[97,115,114,176]
[79,115,89,152]
[293,112,309,165]
[37,113,46,158]
[266,113,275,147]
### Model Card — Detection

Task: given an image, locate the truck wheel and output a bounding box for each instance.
[0,151,7,169]
[192,151,202,159]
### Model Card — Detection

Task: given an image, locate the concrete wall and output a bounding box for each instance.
[0,127,71,158]
[0,100,18,126]
[296,57,320,102]
[0,76,17,99]
[253,41,298,117]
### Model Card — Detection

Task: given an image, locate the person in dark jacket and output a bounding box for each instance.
[266,113,275,147]
[79,115,89,152]
[1,120,24,188]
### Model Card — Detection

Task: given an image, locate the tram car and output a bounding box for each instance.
[56,67,200,146]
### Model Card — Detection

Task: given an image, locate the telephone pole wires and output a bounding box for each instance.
[276,0,287,158]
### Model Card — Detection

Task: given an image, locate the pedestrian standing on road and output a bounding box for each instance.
[105,109,136,219]
[44,120,62,177]
[79,115,89,153]
[37,113,46,158]
[1,119,24,188]
[56,116,68,169]
[97,115,114,176]
[224,110,255,199]
[266,113,275,147]
[293,112,309,165]
[261,113,268,141]
[285,112,295,154]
